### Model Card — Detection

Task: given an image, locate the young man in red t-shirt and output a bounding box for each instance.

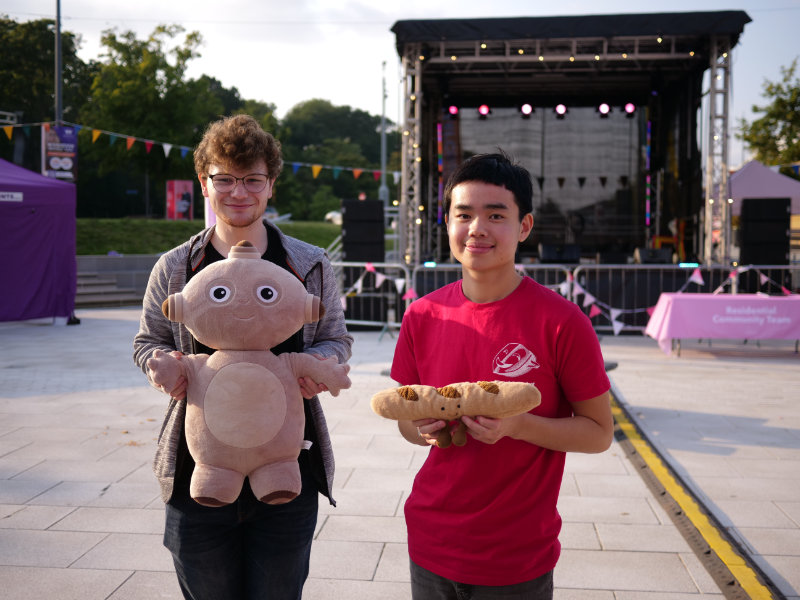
[391,151,613,599]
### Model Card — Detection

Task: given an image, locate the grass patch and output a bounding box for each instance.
[76,218,342,255]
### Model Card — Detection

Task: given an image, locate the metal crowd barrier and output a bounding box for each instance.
[334,260,799,335]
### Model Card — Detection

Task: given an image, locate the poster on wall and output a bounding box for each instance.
[166,180,194,220]
[41,124,78,181]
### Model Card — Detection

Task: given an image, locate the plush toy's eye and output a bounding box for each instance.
[257,285,278,304]
[209,285,231,303]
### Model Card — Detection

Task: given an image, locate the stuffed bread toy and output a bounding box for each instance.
[371,381,541,448]
[146,240,351,507]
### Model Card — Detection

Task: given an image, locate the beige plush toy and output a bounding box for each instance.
[146,241,351,506]
[371,381,541,447]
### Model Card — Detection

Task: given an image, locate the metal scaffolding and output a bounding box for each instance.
[703,37,733,265]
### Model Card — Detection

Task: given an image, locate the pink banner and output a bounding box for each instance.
[645,293,800,354]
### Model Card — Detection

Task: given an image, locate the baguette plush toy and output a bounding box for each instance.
[371,381,541,448]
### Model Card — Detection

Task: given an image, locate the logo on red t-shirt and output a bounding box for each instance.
[492,343,540,378]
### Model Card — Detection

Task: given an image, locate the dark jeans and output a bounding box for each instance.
[164,464,318,600]
[410,559,554,600]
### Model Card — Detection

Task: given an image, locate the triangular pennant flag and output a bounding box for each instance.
[620,175,629,187]
[2,126,12,140]
[393,171,401,184]
[43,123,50,132]
[588,305,602,318]
[162,143,172,157]
[582,292,596,308]
[145,140,154,153]
[610,308,623,321]
[599,176,607,187]
[373,170,381,181]
[782,286,791,295]
[689,268,704,286]
[558,280,571,296]
[612,319,625,336]
[402,288,418,300]
[92,129,102,143]
[374,272,386,287]
[572,281,586,297]
[394,278,406,294]
[577,176,586,188]
[365,262,375,272]
[737,266,750,274]
[760,273,769,285]
[353,276,363,295]
[728,270,738,281]
[73,125,82,133]
[22,125,30,137]
[126,137,135,150]
[557,177,565,188]
[311,164,323,179]
[352,169,363,180]
[332,167,342,179]
[109,134,118,146]
[180,146,189,158]
[292,163,301,174]
[536,176,544,190]
[647,306,656,316]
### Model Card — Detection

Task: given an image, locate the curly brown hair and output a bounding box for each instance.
[193,114,283,179]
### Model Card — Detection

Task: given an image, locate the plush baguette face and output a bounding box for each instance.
[370,381,541,421]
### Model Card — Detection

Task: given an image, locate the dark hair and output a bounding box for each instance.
[194,114,283,179]
[443,151,533,220]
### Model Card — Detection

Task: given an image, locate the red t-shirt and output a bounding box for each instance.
[391,277,610,586]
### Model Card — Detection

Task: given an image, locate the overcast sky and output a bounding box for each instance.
[5,1,799,166]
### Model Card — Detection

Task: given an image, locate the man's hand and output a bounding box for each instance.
[147,350,187,400]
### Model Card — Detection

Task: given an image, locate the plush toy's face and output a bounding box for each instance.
[163,242,320,350]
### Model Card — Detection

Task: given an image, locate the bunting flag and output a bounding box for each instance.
[109,134,119,146]
[374,272,387,288]
[292,163,301,174]
[612,319,625,336]
[557,177,565,188]
[311,164,323,179]
[372,170,381,181]
[126,136,135,150]
[144,140,154,154]
[394,278,406,294]
[163,143,172,157]
[364,262,375,272]
[689,268,705,286]
[577,176,586,188]
[2,126,12,140]
[599,176,607,187]
[588,305,602,318]
[92,129,102,143]
[582,291,596,308]
[333,167,342,179]
[402,288,418,300]
[352,168,363,179]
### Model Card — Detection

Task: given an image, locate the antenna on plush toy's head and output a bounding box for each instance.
[228,240,260,260]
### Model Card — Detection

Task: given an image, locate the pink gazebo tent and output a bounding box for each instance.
[729,160,800,216]
[0,159,77,322]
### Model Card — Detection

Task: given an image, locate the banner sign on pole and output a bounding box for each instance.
[166,180,194,220]
[41,125,78,181]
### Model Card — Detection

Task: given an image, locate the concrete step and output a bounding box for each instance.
[75,291,143,308]
[75,272,143,308]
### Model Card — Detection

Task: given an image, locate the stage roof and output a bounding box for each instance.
[391,11,751,106]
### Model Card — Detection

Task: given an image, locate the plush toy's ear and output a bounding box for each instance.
[304,294,322,324]
[162,293,184,323]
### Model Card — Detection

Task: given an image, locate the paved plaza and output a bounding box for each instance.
[0,307,798,599]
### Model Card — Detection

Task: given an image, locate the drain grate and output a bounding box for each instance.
[611,395,784,600]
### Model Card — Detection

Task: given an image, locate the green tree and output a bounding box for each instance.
[738,58,800,179]
[77,25,228,216]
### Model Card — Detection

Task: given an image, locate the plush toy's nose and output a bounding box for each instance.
[162,293,184,323]
[304,294,321,324]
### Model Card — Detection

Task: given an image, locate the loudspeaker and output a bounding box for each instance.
[739,198,790,265]
[342,200,384,262]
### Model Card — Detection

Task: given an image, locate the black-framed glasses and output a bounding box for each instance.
[206,173,269,193]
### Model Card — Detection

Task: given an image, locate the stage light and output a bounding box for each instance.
[623,102,636,118]
[519,103,534,118]
[554,104,568,119]
[597,103,611,118]
[478,104,491,119]
[448,105,459,117]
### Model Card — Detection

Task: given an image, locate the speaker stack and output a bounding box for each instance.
[341,200,385,262]
[739,197,790,265]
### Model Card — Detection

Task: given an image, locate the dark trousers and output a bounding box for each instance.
[164,463,318,600]
[410,559,554,600]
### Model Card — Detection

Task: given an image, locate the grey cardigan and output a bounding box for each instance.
[133,219,353,504]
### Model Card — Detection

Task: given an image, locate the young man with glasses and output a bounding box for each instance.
[133,114,352,600]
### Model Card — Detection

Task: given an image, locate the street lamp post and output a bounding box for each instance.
[54,0,63,125]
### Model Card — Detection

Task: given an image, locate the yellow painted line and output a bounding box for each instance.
[610,398,775,600]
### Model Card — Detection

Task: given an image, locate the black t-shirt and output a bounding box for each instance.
[171,225,326,500]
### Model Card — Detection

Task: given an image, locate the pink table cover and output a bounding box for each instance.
[645,293,800,354]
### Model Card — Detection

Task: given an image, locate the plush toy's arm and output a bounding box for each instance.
[290,353,351,397]
[145,349,188,397]
[371,381,541,421]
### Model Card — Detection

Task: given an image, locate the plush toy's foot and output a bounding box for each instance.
[452,421,468,446]
[190,464,245,507]
[249,460,301,505]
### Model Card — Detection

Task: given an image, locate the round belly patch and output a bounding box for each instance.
[204,363,287,448]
